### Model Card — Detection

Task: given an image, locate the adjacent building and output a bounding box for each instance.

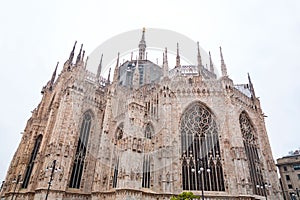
[0,29,283,200]
[277,150,300,200]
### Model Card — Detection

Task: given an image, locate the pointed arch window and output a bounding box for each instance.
[145,123,154,139]
[180,103,224,191]
[69,111,92,188]
[112,157,119,188]
[239,112,265,196]
[142,155,151,188]
[22,135,43,188]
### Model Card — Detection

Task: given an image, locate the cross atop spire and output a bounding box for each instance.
[176,43,181,68]
[138,27,146,60]
[220,46,228,76]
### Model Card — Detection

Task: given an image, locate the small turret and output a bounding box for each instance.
[176,43,181,68]
[220,46,228,76]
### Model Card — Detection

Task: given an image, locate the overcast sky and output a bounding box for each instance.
[1,0,300,181]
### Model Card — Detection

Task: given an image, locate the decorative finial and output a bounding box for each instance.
[97,54,103,80]
[176,42,181,68]
[69,41,77,64]
[220,46,228,76]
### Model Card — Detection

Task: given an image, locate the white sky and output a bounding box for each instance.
[1,0,300,181]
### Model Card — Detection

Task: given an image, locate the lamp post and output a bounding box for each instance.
[11,175,22,200]
[191,158,210,200]
[45,160,61,200]
[256,182,271,200]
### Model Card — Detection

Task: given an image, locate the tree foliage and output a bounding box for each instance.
[170,191,199,200]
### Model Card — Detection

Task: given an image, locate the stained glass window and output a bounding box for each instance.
[69,111,92,188]
[180,103,224,191]
[239,111,264,196]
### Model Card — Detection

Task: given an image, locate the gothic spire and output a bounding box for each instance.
[176,43,181,68]
[84,56,88,69]
[209,51,214,73]
[133,58,140,89]
[49,62,59,90]
[248,73,256,99]
[69,41,77,64]
[138,27,146,60]
[96,54,103,80]
[75,44,83,65]
[107,68,111,83]
[81,50,85,62]
[113,52,120,83]
[197,41,202,68]
[163,48,169,78]
[220,46,228,76]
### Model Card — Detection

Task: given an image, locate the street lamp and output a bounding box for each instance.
[45,160,61,200]
[191,160,210,200]
[11,175,23,200]
[256,182,271,200]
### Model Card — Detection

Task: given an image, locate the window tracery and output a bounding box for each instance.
[22,134,43,188]
[239,112,265,196]
[180,103,224,191]
[69,111,92,189]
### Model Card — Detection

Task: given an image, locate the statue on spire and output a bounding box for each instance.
[138,28,146,60]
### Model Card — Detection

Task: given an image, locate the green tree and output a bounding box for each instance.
[170,191,199,200]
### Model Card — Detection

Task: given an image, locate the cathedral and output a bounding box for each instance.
[0,29,283,200]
